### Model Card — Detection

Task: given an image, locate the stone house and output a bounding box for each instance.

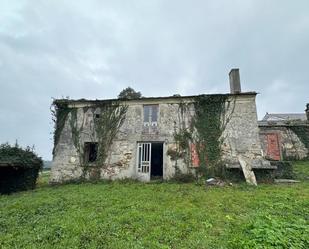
[258,105,309,160]
[50,69,271,183]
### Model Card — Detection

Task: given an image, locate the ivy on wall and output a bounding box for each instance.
[51,100,71,155]
[52,95,238,180]
[93,102,128,169]
[288,125,309,155]
[52,100,128,180]
[69,107,86,178]
[193,95,230,176]
[171,95,235,177]
[167,101,194,175]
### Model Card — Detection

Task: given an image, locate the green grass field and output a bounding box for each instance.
[1,162,308,249]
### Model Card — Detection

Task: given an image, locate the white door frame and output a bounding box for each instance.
[136,142,151,182]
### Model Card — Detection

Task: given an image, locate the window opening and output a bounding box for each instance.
[84,142,98,163]
[143,105,158,126]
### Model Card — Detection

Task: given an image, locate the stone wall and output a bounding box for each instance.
[259,125,309,160]
[221,95,268,168]
[50,94,267,183]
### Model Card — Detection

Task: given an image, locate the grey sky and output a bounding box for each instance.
[0,0,308,160]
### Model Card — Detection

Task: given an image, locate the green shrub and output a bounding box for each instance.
[229,215,309,248]
[0,143,43,194]
[170,172,196,183]
[293,160,309,180]
[271,161,294,179]
[254,169,275,183]
[224,168,246,182]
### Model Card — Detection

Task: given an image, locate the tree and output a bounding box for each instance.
[118,87,142,100]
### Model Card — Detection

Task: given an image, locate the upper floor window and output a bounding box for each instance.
[143,105,158,127]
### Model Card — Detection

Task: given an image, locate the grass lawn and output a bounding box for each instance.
[0,162,308,249]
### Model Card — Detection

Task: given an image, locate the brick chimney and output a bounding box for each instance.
[306,103,309,121]
[229,68,241,94]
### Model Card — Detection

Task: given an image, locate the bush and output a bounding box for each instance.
[0,143,43,194]
[170,172,196,183]
[270,161,294,179]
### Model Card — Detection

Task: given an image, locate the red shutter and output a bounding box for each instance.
[266,133,281,161]
[191,143,200,167]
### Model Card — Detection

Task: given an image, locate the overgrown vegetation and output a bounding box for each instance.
[168,101,194,174]
[51,99,71,155]
[171,95,235,178]
[52,99,128,181]
[289,125,309,154]
[229,213,308,248]
[270,161,294,179]
[193,95,230,176]
[0,161,308,248]
[0,143,42,194]
[88,102,128,179]
[293,160,309,180]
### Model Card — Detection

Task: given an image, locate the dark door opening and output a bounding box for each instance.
[151,143,163,179]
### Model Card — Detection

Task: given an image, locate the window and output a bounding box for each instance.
[143,105,158,126]
[94,108,101,119]
[84,142,98,163]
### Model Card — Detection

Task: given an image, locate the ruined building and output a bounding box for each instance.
[50,69,271,183]
[259,104,309,160]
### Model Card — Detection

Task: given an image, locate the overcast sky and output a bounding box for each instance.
[0,0,308,160]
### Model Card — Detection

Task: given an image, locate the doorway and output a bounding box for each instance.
[136,142,163,181]
[150,143,163,179]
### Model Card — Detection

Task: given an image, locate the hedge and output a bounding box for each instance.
[0,143,43,194]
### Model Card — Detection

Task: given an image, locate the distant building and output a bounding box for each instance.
[262,113,307,122]
[259,105,309,160]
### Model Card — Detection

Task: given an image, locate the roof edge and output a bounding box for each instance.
[53,92,257,105]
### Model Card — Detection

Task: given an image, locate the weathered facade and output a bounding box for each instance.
[50,70,270,183]
[258,107,309,160]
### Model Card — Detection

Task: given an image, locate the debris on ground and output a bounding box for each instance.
[238,155,257,186]
[205,178,228,187]
[274,179,301,184]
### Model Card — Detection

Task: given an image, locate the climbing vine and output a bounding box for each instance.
[51,99,72,155]
[288,125,309,156]
[70,108,81,150]
[52,99,128,180]
[72,102,128,180]
[69,107,86,176]
[168,101,194,173]
[171,95,235,177]
[193,95,229,176]
[92,102,128,169]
